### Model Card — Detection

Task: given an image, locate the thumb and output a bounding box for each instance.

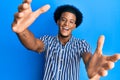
[34,4,50,18]
[95,35,105,53]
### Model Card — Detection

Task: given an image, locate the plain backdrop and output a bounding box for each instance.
[0,0,120,80]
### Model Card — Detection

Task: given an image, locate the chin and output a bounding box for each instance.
[60,34,70,38]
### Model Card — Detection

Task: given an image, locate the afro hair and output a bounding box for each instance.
[54,5,83,28]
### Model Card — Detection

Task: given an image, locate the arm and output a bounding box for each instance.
[12,0,50,52]
[83,35,120,80]
[82,52,101,80]
[82,52,92,69]
[16,29,44,52]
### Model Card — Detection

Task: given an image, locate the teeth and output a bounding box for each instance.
[63,27,69,30]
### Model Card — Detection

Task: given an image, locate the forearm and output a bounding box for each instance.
[16,29,39,51]
[82,52,96,79]
[82,52,92,69]
[83,53,100,80]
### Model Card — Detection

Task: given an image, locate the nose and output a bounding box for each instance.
[64,21,69,26]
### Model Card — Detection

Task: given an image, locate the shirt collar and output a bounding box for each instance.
[56,35,74,45]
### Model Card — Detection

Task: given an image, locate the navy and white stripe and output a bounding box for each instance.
[39,35,91,80]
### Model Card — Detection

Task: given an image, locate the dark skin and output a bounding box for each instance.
[12,0,120,79]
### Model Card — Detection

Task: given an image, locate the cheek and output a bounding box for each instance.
[57,21,62,27]
[71,25,76,30]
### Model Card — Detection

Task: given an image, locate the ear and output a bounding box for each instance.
[74,24,76,28]
[57,20,60,25]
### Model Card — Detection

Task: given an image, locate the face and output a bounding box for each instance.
[57,12,76,38]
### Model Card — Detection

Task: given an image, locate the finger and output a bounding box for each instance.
[106,54,120,62]
[12,21,17,28]
[100,70,108,76]
[14,12,24,18]
[18,3,29,12]
[102,62,114,70]
[96,35,105,52]
[98,68,108,76]
[34,4,50,18]
[23,0,32,4]
[13,12,24,26]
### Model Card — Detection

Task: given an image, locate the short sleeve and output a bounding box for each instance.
[80,40,91,56]
[39,35,49,52]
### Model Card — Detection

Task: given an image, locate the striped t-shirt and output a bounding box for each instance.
[40,35,91,80]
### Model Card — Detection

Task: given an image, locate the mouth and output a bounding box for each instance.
[62,27,69,31]
[59,27,71,37]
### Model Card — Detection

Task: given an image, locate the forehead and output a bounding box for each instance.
[61,12,76,20]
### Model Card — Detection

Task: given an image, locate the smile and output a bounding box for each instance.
[62,27,69,31]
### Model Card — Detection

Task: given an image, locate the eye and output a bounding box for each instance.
[61,17,66,22]
[70,20,75,24]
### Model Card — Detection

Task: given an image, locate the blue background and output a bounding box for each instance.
[0,0,120,80]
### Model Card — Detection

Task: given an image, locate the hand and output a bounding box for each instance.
[12,0,50,33]
[87,35,120,80]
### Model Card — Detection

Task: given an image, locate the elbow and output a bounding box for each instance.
[26,45,43,53]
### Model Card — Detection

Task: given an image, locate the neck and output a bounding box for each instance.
[58,34,71,45]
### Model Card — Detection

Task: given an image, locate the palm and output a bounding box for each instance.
[87,35,120,79]
[12,0,50,33]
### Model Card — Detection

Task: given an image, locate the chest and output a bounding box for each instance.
[45,42,81,63]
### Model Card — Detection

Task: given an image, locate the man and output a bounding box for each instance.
[12,0,120,80]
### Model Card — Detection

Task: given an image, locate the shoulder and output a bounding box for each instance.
[72,37,88,44]
[39,35,56,40]
[72,37,91,48]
